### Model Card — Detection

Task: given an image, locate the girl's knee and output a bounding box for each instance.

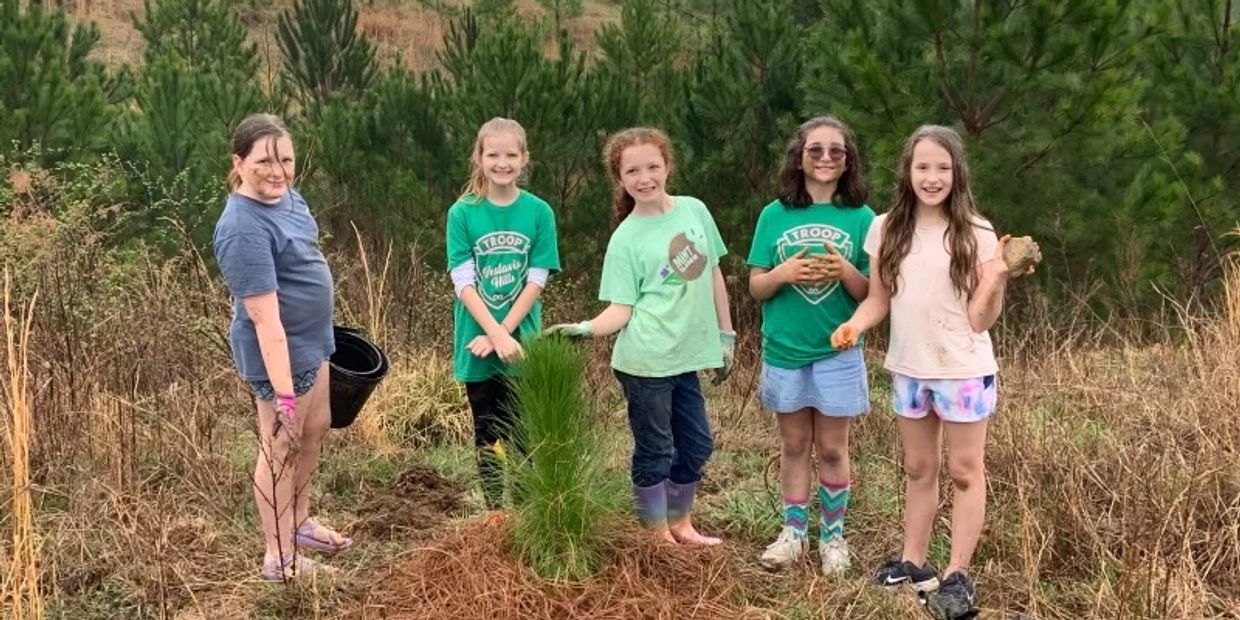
[904,455,940,482]
[816,445,847,470]
[687,433,714,469]
[948,458,984,491]
[782,434,812,460]
[257,435,295,468]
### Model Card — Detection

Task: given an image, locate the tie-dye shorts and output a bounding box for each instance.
[890,373,997,423]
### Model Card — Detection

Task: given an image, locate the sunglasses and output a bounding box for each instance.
[804,145,847,161]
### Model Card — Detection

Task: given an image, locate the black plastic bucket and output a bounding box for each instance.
[328,326,389,429]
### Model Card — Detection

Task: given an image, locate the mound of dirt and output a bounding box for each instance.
[354,463,464,540]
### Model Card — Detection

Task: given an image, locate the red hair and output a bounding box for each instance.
[602,127,676,225]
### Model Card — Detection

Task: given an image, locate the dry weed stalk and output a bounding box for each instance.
[350,221,394,345]
[1223,227,1240,337]
[2,269,42,619]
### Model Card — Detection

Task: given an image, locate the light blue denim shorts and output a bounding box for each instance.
[759,347,870,417]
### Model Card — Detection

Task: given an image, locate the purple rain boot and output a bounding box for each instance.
[632,481,668,529]
[666,480,722,546]
[665,479,697,524]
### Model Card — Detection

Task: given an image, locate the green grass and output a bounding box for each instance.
[45,580,159,620]
[507,335,626,581]
[419,442,481,487]
[705,484,780,543]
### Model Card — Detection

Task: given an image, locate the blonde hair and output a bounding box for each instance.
[460,117,529,203]
[227,113,290,191]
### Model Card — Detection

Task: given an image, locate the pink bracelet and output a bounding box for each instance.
[275,393,296,421]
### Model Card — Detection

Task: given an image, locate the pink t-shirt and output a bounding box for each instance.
[864,213,999,379]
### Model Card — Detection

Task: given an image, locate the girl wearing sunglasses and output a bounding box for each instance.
[746,116,874,573]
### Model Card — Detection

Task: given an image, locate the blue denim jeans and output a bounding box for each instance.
[614,370,715,487]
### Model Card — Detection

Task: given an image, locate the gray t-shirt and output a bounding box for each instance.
[213,189,335,381]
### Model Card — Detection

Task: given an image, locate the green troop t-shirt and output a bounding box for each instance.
[746,200,875,369]
[447,190,561,381]
[599,196,727,377]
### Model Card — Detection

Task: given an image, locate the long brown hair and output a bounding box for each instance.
[602,127,676,225]
[228,113,290,191]
[460,117,529,203]
[877,125,988,298]
[776,116,869,208]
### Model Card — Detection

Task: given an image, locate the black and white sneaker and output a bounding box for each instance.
[925,571,979,620]
[874,558,940,594]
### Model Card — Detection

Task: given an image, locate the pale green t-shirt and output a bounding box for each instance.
[599,196,727,377]
[447,190,561,382]
[746,200,875,368]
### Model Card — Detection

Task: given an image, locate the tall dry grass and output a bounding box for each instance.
[2,270,42,620]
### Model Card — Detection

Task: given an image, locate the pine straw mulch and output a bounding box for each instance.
[362,517,784,620]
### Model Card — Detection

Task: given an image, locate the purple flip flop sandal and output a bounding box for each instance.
[296,519,353,554]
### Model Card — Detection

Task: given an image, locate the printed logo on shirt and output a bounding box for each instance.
[777,224,853,305]
[658,231,707,286]
[474,231,531,309]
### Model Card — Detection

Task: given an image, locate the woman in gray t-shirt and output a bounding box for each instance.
[212,114,348,581]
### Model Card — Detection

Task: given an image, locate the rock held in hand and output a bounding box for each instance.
[1002,235,1042,277]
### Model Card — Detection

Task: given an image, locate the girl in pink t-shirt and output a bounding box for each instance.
[831,125,1034,619]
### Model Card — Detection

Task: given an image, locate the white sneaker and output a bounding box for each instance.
[819,537,851,574]
[759,526,808,570]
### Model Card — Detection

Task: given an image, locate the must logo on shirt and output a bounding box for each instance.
[474,231,531,309]
[777,224,853,305]
[658,231,707,286]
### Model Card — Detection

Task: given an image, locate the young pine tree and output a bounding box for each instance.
[0,0,112,164]
[277,0,378,114]
[803,0,1170,307]
[122,0,265,243]
[676,0,804,242]
[509,335,623,581]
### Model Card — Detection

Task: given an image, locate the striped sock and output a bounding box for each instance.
[818,479,849,541]
[783,498,809,539]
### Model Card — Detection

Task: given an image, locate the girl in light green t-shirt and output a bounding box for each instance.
[545,127,735,547]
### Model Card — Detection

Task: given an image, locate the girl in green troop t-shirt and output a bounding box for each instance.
[545,127,735,546]
[446,118,561,509]
[747,117,875,574]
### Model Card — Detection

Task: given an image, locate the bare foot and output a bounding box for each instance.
[668,517,722,547]
[651,526,678,545]
[261,553,338,581]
